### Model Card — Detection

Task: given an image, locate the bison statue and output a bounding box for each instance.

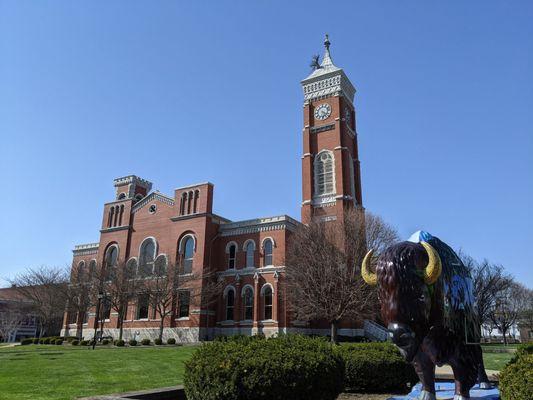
[361,230,491,400]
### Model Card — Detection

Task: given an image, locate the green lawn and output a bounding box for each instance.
[0,345,197,400]
[482,351,514,371]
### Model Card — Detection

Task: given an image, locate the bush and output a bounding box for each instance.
[184,334,344,400]
[154,338,163,345]
[64,336,77,343]
[21,338,33,345]
[101,339,110,345]
[71,340,79,346]
[55,339,64,345]
[509,343,533,365]
[167,338,176,345]
[80,340,89,346]
[500,354,533,400]
[32,338,39,344]
[43,338,51,345]
[129,339,137,347]
[335,342,418,392]
[115,339,125,347]
[141,338,151,346]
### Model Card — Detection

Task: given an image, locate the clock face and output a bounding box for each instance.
[314,103,331,120]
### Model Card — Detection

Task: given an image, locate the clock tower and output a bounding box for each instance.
[301,35,363,224]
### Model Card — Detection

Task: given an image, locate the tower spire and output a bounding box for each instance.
[321,34,333,67]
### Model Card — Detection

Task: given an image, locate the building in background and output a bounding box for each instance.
[0,287,40,342]
[62,36,367,342]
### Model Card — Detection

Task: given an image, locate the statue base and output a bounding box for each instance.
[387,382,500,399]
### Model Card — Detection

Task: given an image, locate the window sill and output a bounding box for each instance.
[260,319,278,325]
[239,320,253,326]
[219,320,235,326]
[175,317,190,321]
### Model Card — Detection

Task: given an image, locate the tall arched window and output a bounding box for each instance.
[245,241,255,268]
[113,205,119,226]
[180,236,195,274]
[187,191,193,214]
[139,238,157,277]
[227,243,237,269]
[88,260,97,281]
[108,207,114,227]
[118,204,124,226]
[76,261,86,282]
[180,192,187,215]
[193,190,199,213]
[263,286,273,320]
[225,288,235,321]
[263,239,273,266]
[104,245,118,281]
[154,254,167,276]
[125,258,138,280]
[314,150,335,195]
[242,287,254,321]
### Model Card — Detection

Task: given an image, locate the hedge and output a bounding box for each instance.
[335,342,418,392]
[500,343,533,400]
[71,340,80,346]
[21,338,33,345]
[80,340,89,346]
[141,339,151,346]
[184,335,344,400]
[129,339,137,347]
[167,338,176,345]
[115,339,125,347]
[154,338,163,345]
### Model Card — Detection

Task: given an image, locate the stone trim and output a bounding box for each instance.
[174,182,213,191]
[73,242,99,255]
[100,225,130,233]
[131,191,175,213]
[219,215,300,237]
[310,123,335,134]
[217,266,285,278]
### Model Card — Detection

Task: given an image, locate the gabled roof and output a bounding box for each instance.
[132,191,175,213]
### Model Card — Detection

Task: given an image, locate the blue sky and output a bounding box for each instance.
[0,1,531,287]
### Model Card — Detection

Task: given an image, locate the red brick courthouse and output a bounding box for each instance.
[62,37,376,342]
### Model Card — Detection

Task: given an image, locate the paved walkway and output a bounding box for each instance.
[435,365,500,382]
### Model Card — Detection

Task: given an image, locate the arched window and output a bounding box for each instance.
[263,239,273,266]
[88,260,97,280]
[125,258,138,280]
[263,286,273,320]
[225,288,235,321]
[104,245,118,281]
[245,241,255,268]
[180,236,195,274]
[118,193,126,200]
[180,193,187,215]
[139,238,157,277]
[314,150,335,195]
[154,254,167,276]
[242,286,254,321]
[193,190,199,213]
[76,261,86,282]
[118,204,124,226]
[226,242,237,269]
[101,296,112,320]
[108,207,114,227]
[113,205,119,226]
[187,191,193,214]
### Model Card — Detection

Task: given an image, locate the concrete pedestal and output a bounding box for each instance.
[388,382,500,399]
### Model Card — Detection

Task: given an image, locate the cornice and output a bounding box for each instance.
[72,242,99,255]
[100,225,130,233]
[218,215,301,237]
[302,70,355,103]
[217,266,285,278]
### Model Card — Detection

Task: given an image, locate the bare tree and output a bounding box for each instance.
[286,208,399,343]
[9,267,68,338]
[63,262,96,339]
[460,253,513,333]
[102,259,143,341]
[0,302,25,342]
[518,288,533,338]
[489,282,528,345]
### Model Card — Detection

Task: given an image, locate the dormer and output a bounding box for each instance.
[113,175,152,202]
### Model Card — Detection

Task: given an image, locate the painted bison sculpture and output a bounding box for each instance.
[361,231,491,400]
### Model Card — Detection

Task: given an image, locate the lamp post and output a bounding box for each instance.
[92,291,104,350]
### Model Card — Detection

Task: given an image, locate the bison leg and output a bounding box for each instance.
[449,344,480,399]
[412,351,436,400]
[475,344,491,389]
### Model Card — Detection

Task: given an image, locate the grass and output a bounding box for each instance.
[0,344,197,400]
[0,343,515,400]
[482,351,514,371]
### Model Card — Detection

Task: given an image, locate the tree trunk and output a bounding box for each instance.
[502,328,508,346]
[118,310,124,341]
[159,316,165,342]
[330,320,338,344]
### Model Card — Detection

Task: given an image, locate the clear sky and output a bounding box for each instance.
[0,1,531,287]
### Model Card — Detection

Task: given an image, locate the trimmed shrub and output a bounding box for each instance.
[80,340,89,346]
[167,338,176,345]
[500,354,533,400]
[21,338,33,345]
[184,334,344,400]
[154,338,163,345]
[71,340,79,346]
[129,339,138,347]
[32,338,39,344]
[55,339,64,345]
[43,338,51,345]
[115,339,125,347]
[335,342,418,392]
[141,338,151,346]
[64,336,77,343]
[509,343,533,365]
[101,339,110,345]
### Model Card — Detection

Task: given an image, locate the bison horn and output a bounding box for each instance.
[361,249,377,286]
[421,241,442,285]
